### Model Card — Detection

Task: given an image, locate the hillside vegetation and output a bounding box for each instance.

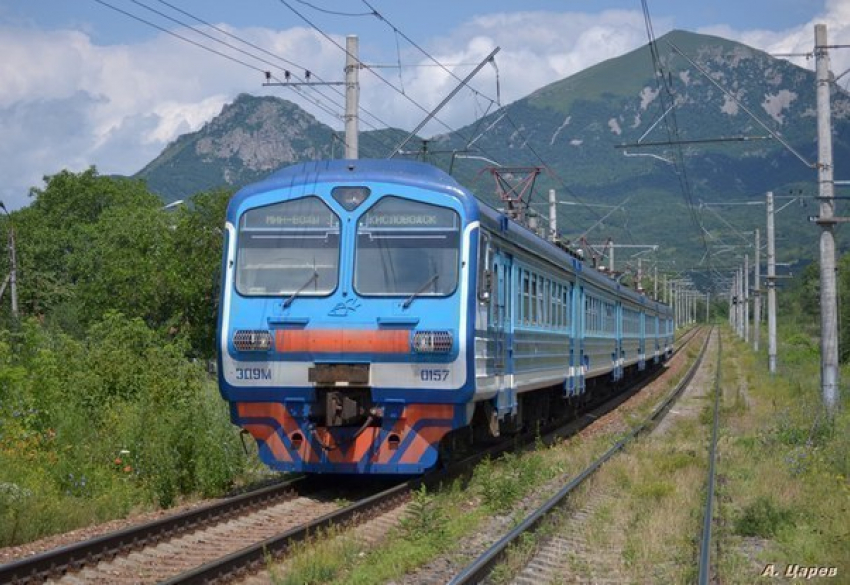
[0,169,258,547]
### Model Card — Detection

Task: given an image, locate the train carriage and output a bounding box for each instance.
[217,159,673,475]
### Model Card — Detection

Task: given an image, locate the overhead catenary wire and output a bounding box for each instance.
[92,0,268,74]
[640,0,714,289]
[278,0,600,234]
[294,0,373,17]
[278,0,474,140]
[99,0,664,258]
[144,0,399,145]
[91,0,401,156]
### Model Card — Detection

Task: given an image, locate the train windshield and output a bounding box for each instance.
[235,197,340,296]
[355,196,460,296]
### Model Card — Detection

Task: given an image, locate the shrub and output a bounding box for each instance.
[734,496,794,538]
[0,315,251,544]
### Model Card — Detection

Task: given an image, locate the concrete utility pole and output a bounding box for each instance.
[344,35,360,159]
[8,226,16,319]
[654,265,658,300]
[754,228,761,352]
[637,258,643,292]
[767,191,777,374]
[744,254,750,343]
[728,280,734,328]
[0,202,16,320]
[815,24,840,415]
[671,281,676,326]
[548,189,558,242]
[706,292,710,323]
[735,268,744,339]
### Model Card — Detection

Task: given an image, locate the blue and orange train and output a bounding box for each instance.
[217,159,673,474]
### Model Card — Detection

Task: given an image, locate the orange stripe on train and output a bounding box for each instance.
[242,423,293,462]
[274,329,409,353]
[236,401,454,465]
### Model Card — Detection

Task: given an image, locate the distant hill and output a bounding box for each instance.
[134,30,850,275]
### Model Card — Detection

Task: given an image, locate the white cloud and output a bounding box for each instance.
[697,0,850,75]
[0,23,345,209]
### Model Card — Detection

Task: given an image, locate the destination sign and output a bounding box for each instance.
[361,197,458,229]
[262,214,339,227]
[242,197,340,230]
[364,213,441,227]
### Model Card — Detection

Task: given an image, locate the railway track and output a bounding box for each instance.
[448,327,714,585]
[698,331,723,584]
[0,328,703,585]
[0,475,393,584]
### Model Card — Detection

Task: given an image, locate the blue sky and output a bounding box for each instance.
[0,0,847,209]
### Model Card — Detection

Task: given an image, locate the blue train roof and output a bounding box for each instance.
[475,204,663,310]
[231,159,469,204]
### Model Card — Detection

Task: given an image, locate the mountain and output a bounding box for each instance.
[438,29,850,196]
[430,29,850,272]
[134,30,850,273]
[135,94,413,201]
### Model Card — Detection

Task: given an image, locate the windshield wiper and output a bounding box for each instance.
[284,270,319,308]
[403,274,439,309]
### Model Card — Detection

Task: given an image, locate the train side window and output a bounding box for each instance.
[548,280,554,326]
[537,276,543,326]
[554,283,560,328]
[530,275,538,326]
[522,271,530,326]
[550,280,555,326]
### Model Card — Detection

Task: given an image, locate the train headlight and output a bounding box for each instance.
[331,186,370,210]
[411,331,453,353]
[233,330,274,352]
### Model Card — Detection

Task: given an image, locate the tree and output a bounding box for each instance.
[11,168,161,323]
[166,188,232,358]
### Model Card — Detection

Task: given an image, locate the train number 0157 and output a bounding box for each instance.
[419,368,450,381]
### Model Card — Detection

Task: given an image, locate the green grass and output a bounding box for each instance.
[714,330,850,583]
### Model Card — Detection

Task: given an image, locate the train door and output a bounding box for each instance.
[574,282,586,394]
[491,251,511,381]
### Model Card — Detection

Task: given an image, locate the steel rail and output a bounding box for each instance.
[0,477,305,584]
[449,327,712,585]
[698,332,723,584]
